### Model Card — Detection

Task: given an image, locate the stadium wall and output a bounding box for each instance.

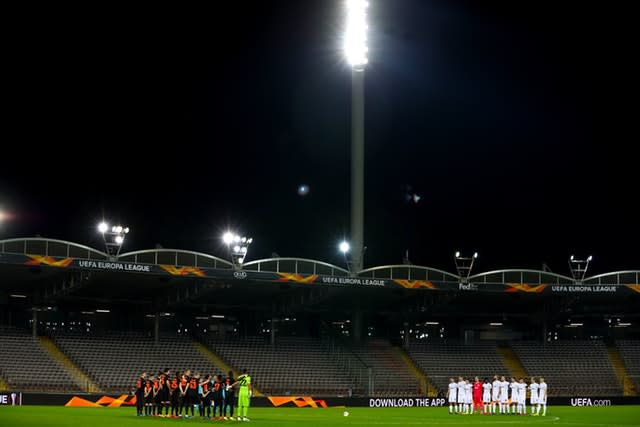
[5,392,640,407]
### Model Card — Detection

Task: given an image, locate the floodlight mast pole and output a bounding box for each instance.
[346,0,368,275]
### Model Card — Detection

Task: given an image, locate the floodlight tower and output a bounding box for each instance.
[344,0,368,275]
[568,255,593,283]
[223,232,253,269]
[454,251,478,283]
[98,222,130,259]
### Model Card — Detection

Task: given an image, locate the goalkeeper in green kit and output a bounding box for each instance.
[228,368,252,421]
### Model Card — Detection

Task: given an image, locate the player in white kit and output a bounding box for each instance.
[465,380,473,414]
[509,378,518,414]
[499,376,509,415]
[517,378,527,415]
[447,378,458,414]
[457,377,466,414]
[537,377,547,416]
[491,375,500,414]
[482,378,492,414]
[529,377,539,415]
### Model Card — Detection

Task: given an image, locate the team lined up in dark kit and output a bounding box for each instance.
[134,369,236,419]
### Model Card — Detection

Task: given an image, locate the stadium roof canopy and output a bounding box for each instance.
[1,238,639,313]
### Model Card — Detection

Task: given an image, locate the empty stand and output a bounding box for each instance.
[616,340,640,392]
[0,328,82,392]
[52,331,224,393]
[407,341,509,394]
[512,340,622,396]
[349,339,421,396]
[205,336,356,396]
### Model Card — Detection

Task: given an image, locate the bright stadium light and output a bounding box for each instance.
[339,241,351,254]
[568,254,593,283]
[222,232,234,245]
[454,251,479,283]
[98,221,130,259]
[223,231,253,268]
[344,0,369,69]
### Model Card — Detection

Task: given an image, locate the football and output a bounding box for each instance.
[343,411,349,417]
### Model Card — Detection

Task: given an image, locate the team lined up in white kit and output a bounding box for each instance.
[447,375,548,416]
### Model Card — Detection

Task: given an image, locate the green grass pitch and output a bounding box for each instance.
[1,406,640,426]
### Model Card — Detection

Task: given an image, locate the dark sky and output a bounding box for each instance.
[2,1,637,275]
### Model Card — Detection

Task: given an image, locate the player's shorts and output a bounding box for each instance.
[500,395,508,404]
[538,395,546,404]
[457,396,464,404]
[238,390,250,407]
[483,394,491,403]
[530,397,538,404]
[448,395,457,403]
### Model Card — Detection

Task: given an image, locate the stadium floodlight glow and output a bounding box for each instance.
[568,254,593,282]
[98,221,130,259]
[344,0,369,69]
[10,294,27,298]
[490,322,503,326]
[223,231,253,268]
[339,241,351,254]
[222,232,234,245]
[454,251,479,283]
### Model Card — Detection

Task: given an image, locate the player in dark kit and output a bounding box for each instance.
[178,374,189,417]
[169,375,179,417]
[223,371,236,420]
[211,375,224,420]
[187,374,199,417]
[143,379,154,416]
[134,372,146,416]
[201,375,212,418]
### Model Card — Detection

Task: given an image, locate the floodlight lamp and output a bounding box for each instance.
[240,247,248,254]
[237,257,244,264]
[344,0,369,69]
[339,241,350,254]
[241,237,247,243]
[233,245,241,253]
[115,226,123,233]
[570,255,574,261]
[234,235,241,243]
[223,232,234,245]
[112,226,117,232]
[98,222,108,233]
[123,227,130,234]
[455,251,460,258]
[114,235,124,244]
[473,252,478,259]
[587,255,593,262]
[247,238,253,244]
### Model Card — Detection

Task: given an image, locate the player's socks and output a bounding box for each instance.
[542,404,546,416]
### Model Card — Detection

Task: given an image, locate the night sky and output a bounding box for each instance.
[2,1,637,275]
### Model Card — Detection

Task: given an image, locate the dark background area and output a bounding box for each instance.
[1,1,637,274]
